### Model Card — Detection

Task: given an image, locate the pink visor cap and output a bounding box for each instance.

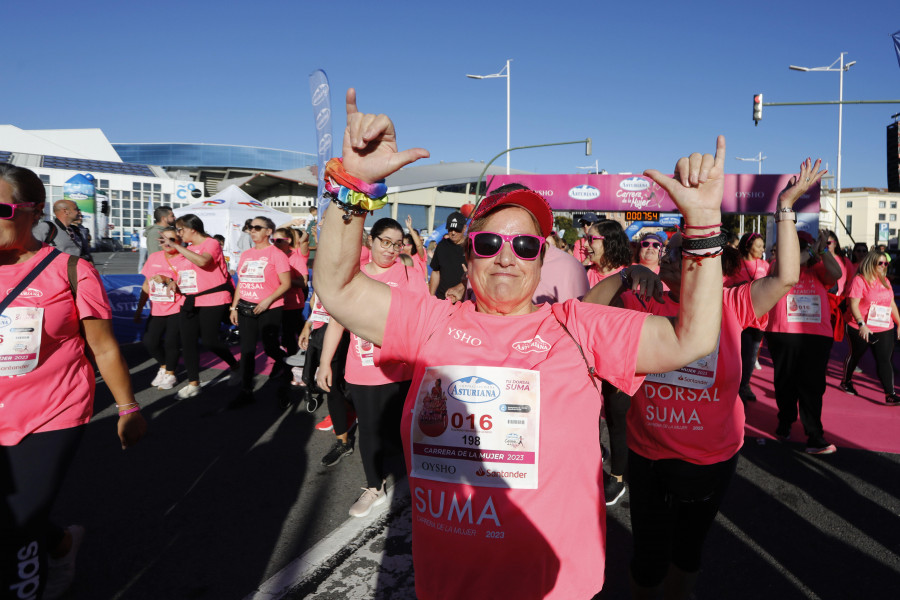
[470,189,554,237]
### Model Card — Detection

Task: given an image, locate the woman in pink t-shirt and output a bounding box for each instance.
[228,216,291,407]
[312,91,728,600]
[583,159,821,597]
[839,250,900,404]
[171,214,239,399]
[635,231,665,275]
[766,230,843,453]
[273,227,309,358]
[0,165,146,596]
[730,231,769,404]
[317,218,428,517]
[134,226,185,390]
[586,218,635,504]
[401,214,428,281]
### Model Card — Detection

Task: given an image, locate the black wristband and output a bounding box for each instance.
[681,232,727,250]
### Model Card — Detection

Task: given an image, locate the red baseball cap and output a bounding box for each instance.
[471,188,553,237]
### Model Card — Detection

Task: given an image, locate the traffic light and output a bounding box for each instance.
[753,94,763,126]
[100,199,110,215]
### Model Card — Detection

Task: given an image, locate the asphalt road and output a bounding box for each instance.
[51,338,900,599]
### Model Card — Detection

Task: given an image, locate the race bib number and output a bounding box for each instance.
[410,366,540,490]
[178,270,198,294]
[0,307,44,376]
[149,280,175,303]
[867,303,892,329]
[240,259,267,283]
[309,302,330,324]
[786,294,821,323]
[356,335,375,367]
[645,335,720,390]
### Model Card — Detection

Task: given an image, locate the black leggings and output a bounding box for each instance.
[842,325,895,395]
[739,327,764,391]
[1,426,84,600]
[602,380,630,477]
[180,304,237,382]
[143,313,181,371]
[628,450,738,587]
[238,307,285,392]
[281,309,305,357]
[347,381,410,489]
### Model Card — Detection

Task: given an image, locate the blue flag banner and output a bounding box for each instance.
[894,30,900,70]
[309,70,333,218]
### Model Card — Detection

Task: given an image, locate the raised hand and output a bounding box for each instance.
[778,158,826,208]
[342,88,430,184]
[644,135,726,226]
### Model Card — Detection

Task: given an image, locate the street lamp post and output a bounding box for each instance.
[790,53,855,235]
[467,59,512,174]
[735,152,767,235]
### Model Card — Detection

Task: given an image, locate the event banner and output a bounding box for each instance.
[485,173,820,214]
[309,69,333,218]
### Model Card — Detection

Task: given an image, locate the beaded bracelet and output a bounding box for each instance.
[325,158,388,199]
[325,191,369,222]
[115,402,138,409]
[118,406,141,416]
[682,247,723,264]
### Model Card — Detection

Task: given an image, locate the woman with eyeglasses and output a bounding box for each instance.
[839,250,900,405]
[134,226,185,390]
[169,214,239,399]
[313,88,727,599]
[228,217,291,408]
[585,219,632,288]
[583,159,821,599]
[765,227,843,453]
[316,217,428,517]
[273,227,309,359]
[0,165,146,597]
[729,231,769,403]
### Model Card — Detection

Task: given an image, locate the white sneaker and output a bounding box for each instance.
[348,486,386,518]
[285,351,306,367]
[176,384,201,399]
[754,360,762,370]
[43,525,85,600]
[157,373,177,390]
[150,368,166,387]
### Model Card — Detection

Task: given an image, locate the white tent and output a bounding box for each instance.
[173,185,294,271]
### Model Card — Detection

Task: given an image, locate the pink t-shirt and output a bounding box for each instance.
[725,258,768,288]
[624,285,764,465]
[0,247,112,445]
[174,237,232,307]
[381,294,648,600]
[587,264,624,288]
[534,244,589,304]
[831,255,851,296]
[141,250,184,317]
[766,263,832,337]
[236,244,291,308]
[283,250,309,311]
[847,275,895,332]
[360,245,371,267]
[345,261,428,386]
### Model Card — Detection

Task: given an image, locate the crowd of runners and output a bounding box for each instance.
[2,87,899,600]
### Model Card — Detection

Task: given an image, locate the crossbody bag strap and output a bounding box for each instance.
[0,249,62,315]
[552,313,604,403]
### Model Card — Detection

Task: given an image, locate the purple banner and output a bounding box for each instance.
[309,69,333,216]
[486,173,820,214]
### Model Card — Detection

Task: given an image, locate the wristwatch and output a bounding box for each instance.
[857,320,865,327]
[774,207,796,223]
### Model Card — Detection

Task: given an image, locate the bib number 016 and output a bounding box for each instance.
[450,413,493,431]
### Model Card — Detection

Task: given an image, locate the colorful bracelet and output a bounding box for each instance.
[325,191,369,221]
[115,402,138,409]
[324,180,388,212]
[325,158,388,199]
[118,406,141,416]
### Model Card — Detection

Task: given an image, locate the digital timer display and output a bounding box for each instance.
[625,211,660,222]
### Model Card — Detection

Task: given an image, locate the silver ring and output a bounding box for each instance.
[806,177,810,182]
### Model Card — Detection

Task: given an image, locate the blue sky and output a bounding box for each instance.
[5,0,900,189]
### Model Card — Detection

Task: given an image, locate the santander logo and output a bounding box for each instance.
[512,335,551,354]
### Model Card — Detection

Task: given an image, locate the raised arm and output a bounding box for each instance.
[314,88,429,347]
[635,136,725,374]
[749,158,825,317]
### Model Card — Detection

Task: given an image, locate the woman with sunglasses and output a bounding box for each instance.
[317,217,428,516]
[839,250,900,404]
[847,242,869,280]
[273,227,309,359]
[228,217,291,407]
[401,214,428,280]
[313,88,727,599]
[765,228,843,453]
[0,165,146,597]
[585,219,632,288]
[583,159,821,599]
[134,226,185,390]
[729,231,769,403]
[170,214,239,398]
[635,232,665,274]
